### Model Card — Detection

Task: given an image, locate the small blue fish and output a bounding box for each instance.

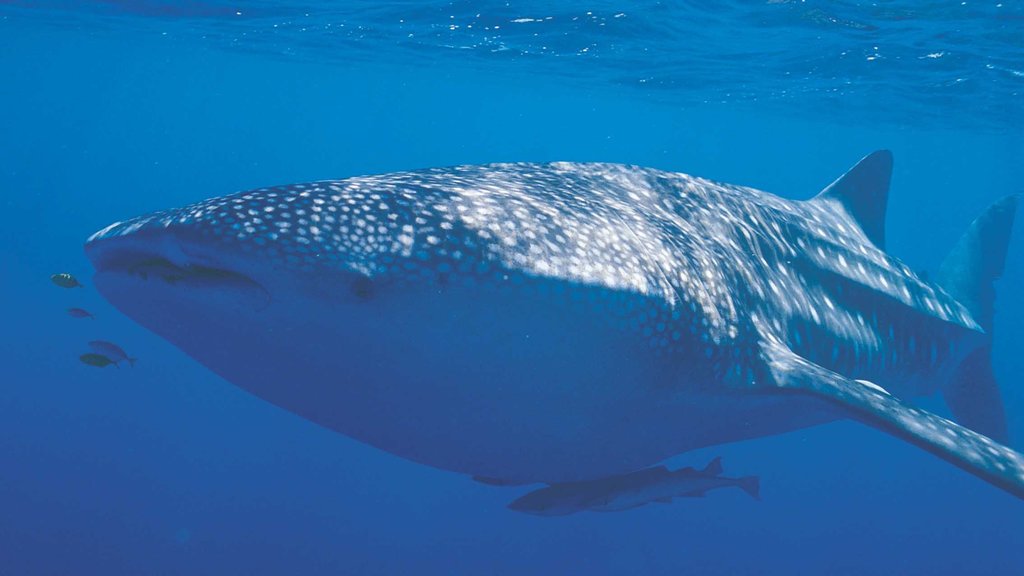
[67,307,94,319]
[87,340,137,367]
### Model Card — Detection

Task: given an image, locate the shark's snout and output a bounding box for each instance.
[82,178,485,309]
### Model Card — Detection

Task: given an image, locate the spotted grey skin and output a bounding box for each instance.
[84,152,1024,498]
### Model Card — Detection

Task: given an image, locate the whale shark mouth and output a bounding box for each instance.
[92,252,262,291]
[85,233,271,307]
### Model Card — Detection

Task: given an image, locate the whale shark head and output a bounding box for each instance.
[85,164,729,483]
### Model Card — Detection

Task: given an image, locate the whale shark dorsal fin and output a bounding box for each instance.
[811,150,893,249]
[762,341,1024,499]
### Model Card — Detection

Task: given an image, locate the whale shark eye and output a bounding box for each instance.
[351,276,374,300]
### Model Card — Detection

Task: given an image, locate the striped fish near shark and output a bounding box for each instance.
[83,151,1024,504]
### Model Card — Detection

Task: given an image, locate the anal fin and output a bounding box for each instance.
[764,343,1024,499]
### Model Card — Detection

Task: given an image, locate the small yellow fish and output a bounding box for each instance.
[51,273,83,288]
[79,353,117,369]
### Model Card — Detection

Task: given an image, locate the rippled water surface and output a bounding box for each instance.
[6,1,1023,129]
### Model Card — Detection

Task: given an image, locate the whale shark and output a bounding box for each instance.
[84,151,1024,500]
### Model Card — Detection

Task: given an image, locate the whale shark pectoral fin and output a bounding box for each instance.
[762,342,1024,500]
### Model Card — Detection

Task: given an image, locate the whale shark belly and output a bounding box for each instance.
[94,263,835,483]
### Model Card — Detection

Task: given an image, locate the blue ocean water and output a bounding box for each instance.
[1,2,1022,575]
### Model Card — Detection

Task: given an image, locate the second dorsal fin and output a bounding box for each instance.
[811,150,893,249]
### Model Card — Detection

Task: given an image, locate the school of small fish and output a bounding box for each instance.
[53,271,136,369]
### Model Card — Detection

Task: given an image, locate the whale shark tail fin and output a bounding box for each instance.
[937,195,1017,333]
[811,150,892,249]
[937,194,1018,444]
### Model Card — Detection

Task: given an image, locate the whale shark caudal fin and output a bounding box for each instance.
[763,342,1024,500]
[938,195,1018,332]
[810,150,893,249]
[937,195,1018,444]
[702,457,724,476]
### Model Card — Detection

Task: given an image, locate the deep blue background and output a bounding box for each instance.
[2,10,1023,576]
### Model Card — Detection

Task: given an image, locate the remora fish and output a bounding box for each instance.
[508,457,759,516]
[83,151,1024,499]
